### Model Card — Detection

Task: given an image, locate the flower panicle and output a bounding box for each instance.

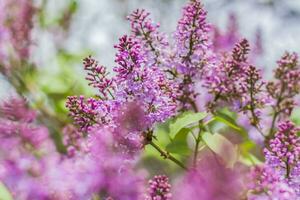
[175,0,211,65]
[265,121,300,175]
[205,39,251,107]
[231,38,250,63]
[127,9,156,36]
[2,0,35,60]
[267,52,300,120]
[212,13,240,52]
[145,175,172,200]
[113,35,144,81]
[248,165,297,199]
[0,97,36,122]
[83,55,115,100]
[127,9,168,65]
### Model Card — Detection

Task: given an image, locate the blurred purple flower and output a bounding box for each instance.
[174,155,245,200]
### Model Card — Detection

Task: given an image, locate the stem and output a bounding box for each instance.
[148,141,188,170]
[193,131,201,167]
[268,82,285,138]
[107,89,115,100]
[268,111,278,137]
[193,120,207,167]
[285,159,290,179]
[248,72,265,138]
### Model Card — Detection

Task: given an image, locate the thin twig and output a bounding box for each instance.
[149,141,188,170]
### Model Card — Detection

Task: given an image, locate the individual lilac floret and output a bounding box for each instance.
[248,165,297,200]
[145,175,172,200]
[264,121,300,195]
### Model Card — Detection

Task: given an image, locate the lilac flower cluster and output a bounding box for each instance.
[0,0,34,70]
[205,39,250,110]
[174,0,212,72]
[145,175,172,200]
[212,14,240,53]
[0,98,146,199]
[67,33,177,151]
[1,0,300,199]
[66,96,101,131]
[64,1,300,199]
[127,9,168,66]
[205,39,266,126]
[267,52,300,122]
[172,0,215,111]
[264,121,300,195]
[113,35,176,113]
[83,56,116,100]
[248,165,297,200]
[62,125,85,157]
[174,155,244,200]
[0,98,57,198]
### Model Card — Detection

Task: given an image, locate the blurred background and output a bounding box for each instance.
[34,0,300,67]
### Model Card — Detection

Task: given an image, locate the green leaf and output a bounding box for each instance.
[238,140,262,166]
[166,128,191,155]
[213,115,241,131]
[41,78,70,94]
[240,140,256,152]
[238,152,263,166]
[69,0,78,14]
[210,111,248,138]
[169,112,207,138]
[153,120,173,147]
[291,107,300,125]
[202,132,238,168]
[0,182,13,200]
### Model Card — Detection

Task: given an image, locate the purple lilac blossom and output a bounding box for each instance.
[248,165,297,200]
[205,39,267,127]
[267,52,300,118]
[0,0,35,63]
[127,9,169,66]
[171,0,215,111]
[174,154,245,200]
[145,175,172,200]
[212,13,240,53]
[0,98,146,199]
[264,121,300,195]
